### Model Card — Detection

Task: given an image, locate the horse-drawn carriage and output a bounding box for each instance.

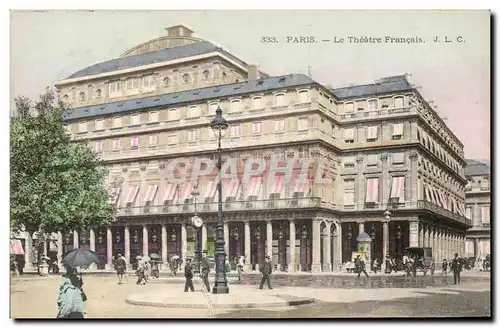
[404,247,435,276]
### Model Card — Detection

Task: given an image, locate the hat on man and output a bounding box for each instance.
[117,254,122,257]
[202,250,208,254]
[265,255,271,259]
[186,258,192,262]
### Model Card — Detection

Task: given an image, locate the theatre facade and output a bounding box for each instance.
[24,25,471,272]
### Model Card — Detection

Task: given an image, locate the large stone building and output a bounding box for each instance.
[464,159,490,259]
[25,25,471,272]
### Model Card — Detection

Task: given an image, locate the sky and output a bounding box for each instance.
[10,10,490,161]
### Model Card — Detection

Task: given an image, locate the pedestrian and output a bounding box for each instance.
[57,264,86,319]
[355,255,369,278]
[201,250,211,292]
[442,259,448,275]
[143,259,151,284]
[115,254,127,284]
[136,258,146,285]
[372,258,379,273]
[259,255,273,289]
[237,255,245,281]
[184,258,195,292]
[451,253,462,285]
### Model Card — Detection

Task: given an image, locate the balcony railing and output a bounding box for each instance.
[116,197,323,217]
[416,200,471,226]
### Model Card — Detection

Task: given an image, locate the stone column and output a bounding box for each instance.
[288,219,296,272]
[333,223,342,272]
[424,226,430,247]
[106,227,113,269]
[474,237,479,258]
[322,224,331,272]
[89,229,96,252]
[57,232,63,267]
[181,224,187,265]
[311,220,322,272]
[142,225,148,256]
[202,225,208,252]
[161,224,167,270]
[409,221,419,247]
[244,221,252,271]
[73,231,79,249]
[409,152,419,202]
[382,221,389,270]
[266,221,273,258]
[124,226,130,265]
[381,154,389,203]
[358,221,365,234]
[24,233,33,270]
[223,222,229,256]
[461,234,466,255]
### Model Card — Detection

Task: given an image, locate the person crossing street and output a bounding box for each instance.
[184,258,195,292]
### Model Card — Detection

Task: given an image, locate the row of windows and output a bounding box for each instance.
[74,91,311,133]
[417,128,461,174]
[343,176,406,205]
[419,158,461,193]
[465,206,490,224]
[342,96,405,113]
[343,152,405,168]
[343,123,404,144]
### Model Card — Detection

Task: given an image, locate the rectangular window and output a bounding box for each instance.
[392,123,404,138]
[126,77,140,89]
[344,103,354,113]
[344,128,355,143]
[130,136,139,148]
[390,176,405,202]
[252,122,262,134]
[367,154,378,166]
[167,135,178,145]
[392,152,405,164]
[367,126,378,141]
[113,117,122,128]
[188,129,199,142]
[298,117,308,131]
[94,119,104,131]
[93,141,103,153]
[149,134,158,146]
[109,81,121,93]
[208,103,219,114]
[481,207,490,223]
[78,122,87,133]
[394,96,404,108]
[252,97,263,109]
[143,74,156,87]
[230,124,242,137]
[112,138,122,151]
[275,94,286,107]
[274,119,285,132]
[343,179,355,204]
[365,177,380,203]
[368,99,378,111]
[343,156,355,168]
[149,111,159,123]
[298,90,309,103]
[130,114,141,126]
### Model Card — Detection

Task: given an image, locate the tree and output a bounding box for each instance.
[10,89,116,242]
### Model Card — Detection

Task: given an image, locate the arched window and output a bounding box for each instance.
[202,70,210,80]
[394,96,404,108]
[275,93,286,107]
[78,92,86,102]
[95,89,101,98]
[297,90,309,103]
[182,74,190,83]
[230,99,241,112]
[208,102,219,114]
[252,97,263,109]
[163,77,170,87]
[188,105,201,118]
[222,72,227,82]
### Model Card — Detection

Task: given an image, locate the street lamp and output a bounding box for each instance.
[210,106,229,294]
[191,185,202,273]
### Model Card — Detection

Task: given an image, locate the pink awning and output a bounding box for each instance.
[204,180,218,199]
[179,182,193,203]
[144,184,158,203]
[222,179,240,199]
[390,176,405,199]
[365,178,379,203]
[247,176,263,197]
[125,185,140,204]
[163,184,178,202]
[268,175,285,195]
[10,239,24,255]
[294,180,310,194]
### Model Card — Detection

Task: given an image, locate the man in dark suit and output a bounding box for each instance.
[201,250,210,291]
[451,253,463,285]
[184,258,195,292]
[259,255,273,290]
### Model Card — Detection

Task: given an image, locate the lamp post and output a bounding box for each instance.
[210,106,229,294]
[191,186,202,273]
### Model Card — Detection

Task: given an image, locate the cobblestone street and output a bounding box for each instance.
[10,275,490,318]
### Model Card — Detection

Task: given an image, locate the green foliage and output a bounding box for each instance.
[10,90,116,236]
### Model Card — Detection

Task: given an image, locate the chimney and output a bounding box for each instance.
[165,25,194,37]
[247,64,259,81]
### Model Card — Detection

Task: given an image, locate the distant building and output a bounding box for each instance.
[464,159,490,258]
[20,25,470,272]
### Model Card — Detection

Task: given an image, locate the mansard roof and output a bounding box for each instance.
[330,75,413,99]
[465,159,490,177]
[67,41,266,79]
[62,73,315,121]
